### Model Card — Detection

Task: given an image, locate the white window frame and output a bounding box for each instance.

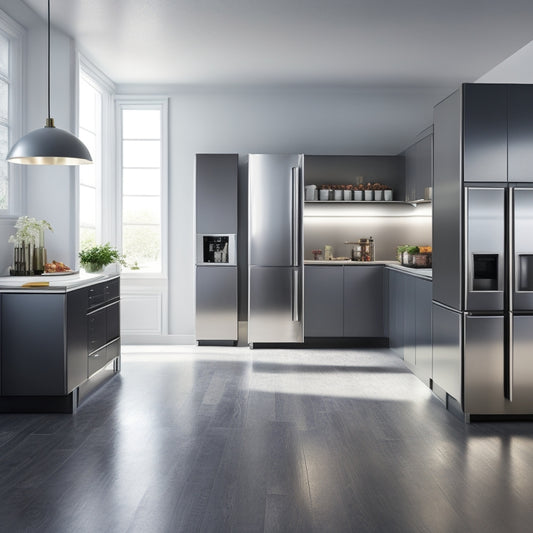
[76,54,115,260]
[115,96,168,280]
[0,9,25,217]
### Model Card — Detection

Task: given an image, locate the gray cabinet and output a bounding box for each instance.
[404,133,432,201]
[415,278,432,383]
[1,293,68,396]
[508,85,533,182]
[463,84,508,182]
[304,265,384,338]
[304,266,343,337]
[195,154,238,234]
[388,269,404,354]
[343,266,384,337]
[403,275,416,366]
[388,269,432,384]
[463,83,533,183]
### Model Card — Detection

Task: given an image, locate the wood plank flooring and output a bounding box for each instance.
[1,346,533,532]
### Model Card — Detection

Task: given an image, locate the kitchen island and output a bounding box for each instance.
[0,273,120,413]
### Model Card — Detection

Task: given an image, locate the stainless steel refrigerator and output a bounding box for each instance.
[433,185,533,416]
[248,154,304,346]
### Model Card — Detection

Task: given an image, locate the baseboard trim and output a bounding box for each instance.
[121,334,196,345]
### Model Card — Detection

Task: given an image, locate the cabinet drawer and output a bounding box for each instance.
[106,302,120,342]
[88,284,105,309]
[106,339,121,363]
[88,349,108,376]
[88,309,106,353]
[104,279,120,302]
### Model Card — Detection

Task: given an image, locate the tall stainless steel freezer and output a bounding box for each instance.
[248,154,304,346]
[433,83,533,419]
[195,153,238,345]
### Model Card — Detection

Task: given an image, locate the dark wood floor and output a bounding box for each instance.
[1,346,533,532]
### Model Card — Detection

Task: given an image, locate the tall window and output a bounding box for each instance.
[0,11,23,214]
[0,31,9,211]
[78,72,102,248]
[120,104,165,274]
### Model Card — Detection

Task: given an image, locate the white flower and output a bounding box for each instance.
[8,216,54,246]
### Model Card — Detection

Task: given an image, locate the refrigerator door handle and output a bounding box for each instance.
[507,314,513,401]
[291,269,300,322]
[509,187,515,311]
[292,167,300,267]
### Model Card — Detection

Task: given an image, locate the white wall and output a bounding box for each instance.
[0,0,77,270]
[115,84,445,339]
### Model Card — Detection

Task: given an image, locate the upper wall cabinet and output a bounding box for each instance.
[404,133,433,202]
[463,84,508,182]
[508,85,533,182]
[463,83,533,183]
[196,154,238,234]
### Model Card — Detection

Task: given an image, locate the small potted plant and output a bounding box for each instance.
[364,182,374,201]
[79,243,127,273]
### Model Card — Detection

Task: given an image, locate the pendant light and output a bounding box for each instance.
[6,0,92,165]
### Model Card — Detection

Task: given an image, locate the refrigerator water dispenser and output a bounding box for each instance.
[473,254,499,291]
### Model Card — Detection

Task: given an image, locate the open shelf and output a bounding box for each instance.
[305,200,431,207]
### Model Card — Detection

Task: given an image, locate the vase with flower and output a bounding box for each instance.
[8,216,53,275]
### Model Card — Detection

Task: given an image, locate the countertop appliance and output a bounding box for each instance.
[195,154,238,345]
[345,237,375,262]
[433,83,533,418]
[248,154,303,345]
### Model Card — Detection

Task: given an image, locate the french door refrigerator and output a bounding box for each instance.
[436,186,533,416]
[248,154,303,346]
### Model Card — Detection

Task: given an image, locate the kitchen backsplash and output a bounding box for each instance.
[304,204,432,261]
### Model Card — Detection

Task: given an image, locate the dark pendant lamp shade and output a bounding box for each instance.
[7,118,92,165]
[6,0,92,166]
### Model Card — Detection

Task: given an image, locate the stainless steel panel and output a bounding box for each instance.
[462,84,508,182]
[248,266,303,343]
[512,188,533,311]
[433,90,463,310]
[463,314,506,414]
[431,302,462,403]
[465,187,505,311]
[248,154,302,267]
[195,154,238,234]
[511,314,533,409]
[508,85,533,183]
[196,266,238,341]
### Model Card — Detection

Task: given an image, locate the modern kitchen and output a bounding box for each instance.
[2,1,533,531]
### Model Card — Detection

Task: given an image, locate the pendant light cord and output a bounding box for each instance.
[47,0,51,122]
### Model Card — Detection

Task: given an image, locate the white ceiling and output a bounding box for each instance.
[20,0,533,87]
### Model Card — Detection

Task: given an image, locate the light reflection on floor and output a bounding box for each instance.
[121,344,434,402]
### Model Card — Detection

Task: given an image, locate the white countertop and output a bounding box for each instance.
[304,260,398,266]
[304,260,432,279]
[0,271,113,291]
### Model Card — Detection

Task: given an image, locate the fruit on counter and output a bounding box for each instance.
[44,260,71,273]
[418,246,432,254]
